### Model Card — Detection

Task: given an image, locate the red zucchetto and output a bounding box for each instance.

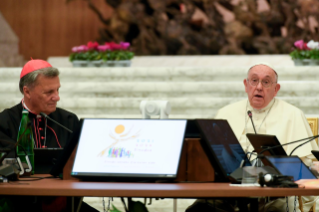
[20,59,52,79]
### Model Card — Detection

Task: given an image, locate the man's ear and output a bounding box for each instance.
[23,86,31,99]
[244,79,248,93]
[274,83,281,96]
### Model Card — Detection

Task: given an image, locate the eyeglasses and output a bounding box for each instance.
[247,78,276,88]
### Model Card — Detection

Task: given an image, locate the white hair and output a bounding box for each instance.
[247,62,278,82]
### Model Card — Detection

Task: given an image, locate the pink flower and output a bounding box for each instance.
[72,45,88,52]
[97,45,110,52]
[71,46,78,53]
[77,45,89,52]
[106,42,122,50]
[120,42,130,50]
[87,41,99,50]
[294,40,304,50]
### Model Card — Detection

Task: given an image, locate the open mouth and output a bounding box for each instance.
[254,94,263,98]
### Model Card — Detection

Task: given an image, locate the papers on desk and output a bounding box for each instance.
[296,179,319,188]
[229,183,260,187]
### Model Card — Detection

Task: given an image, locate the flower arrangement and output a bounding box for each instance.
[69,41,134,67]
[290,40,319,65]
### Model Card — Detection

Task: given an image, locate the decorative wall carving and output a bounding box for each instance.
[78,0,319,55]
[0,12,24,67]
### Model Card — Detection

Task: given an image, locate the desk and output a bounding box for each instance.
[0,177,318,198]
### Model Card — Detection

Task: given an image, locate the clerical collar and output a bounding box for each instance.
[247,98,275,113]
[22,98,31,111]
[21,98,40,117]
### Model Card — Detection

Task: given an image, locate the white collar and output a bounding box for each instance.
[21,98,40,117]
[248,98,275,113]
[22,98,31,111]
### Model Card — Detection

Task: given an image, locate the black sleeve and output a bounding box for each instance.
[0,105,22,148]
[48,108,80,148]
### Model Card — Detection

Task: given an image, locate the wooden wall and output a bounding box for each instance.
[0,0,112,60]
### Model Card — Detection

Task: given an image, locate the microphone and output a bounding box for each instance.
[247,110,257,134]
[257,135,319,164]
[259,135,319,156]
[247,111,262,166]
[289,136,318,156]
[39,112,73,133]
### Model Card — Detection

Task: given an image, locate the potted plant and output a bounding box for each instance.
[290,40,319,66]
[69,41,134,67]
[99,42,134,67]
[69,41,102,67]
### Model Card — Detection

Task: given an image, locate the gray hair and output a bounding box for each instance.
[247,64,278,83]
[19,67,60,94]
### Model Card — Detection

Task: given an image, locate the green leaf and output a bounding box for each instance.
[110,204,122,212]
[70,49,134,61]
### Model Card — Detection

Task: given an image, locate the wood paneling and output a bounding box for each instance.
[185,138,215,182]
[0,0,112,60]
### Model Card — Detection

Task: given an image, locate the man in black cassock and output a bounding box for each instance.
[0,59,78,150]
[0,59,97,212]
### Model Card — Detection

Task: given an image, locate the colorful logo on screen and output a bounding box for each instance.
[98,124,141,157]
[108,147,133,158]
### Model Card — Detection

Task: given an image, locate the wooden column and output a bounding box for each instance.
[184,138,215,182]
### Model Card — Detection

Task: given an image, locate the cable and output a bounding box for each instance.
[18,176,44,181]
[289,137,315,156]
[43,176,58,179]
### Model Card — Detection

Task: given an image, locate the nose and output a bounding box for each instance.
[256,80,263,90]
[52,92,60,102]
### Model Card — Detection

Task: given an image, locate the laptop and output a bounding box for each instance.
[34,148,63,174]
[246,134,287,157]
[71,119,187,181]
[195,119,251,183]
[246,133,287,166]
[265,155,317,181]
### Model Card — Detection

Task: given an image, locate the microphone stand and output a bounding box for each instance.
[289,137,317,156]
[259,135,319,156]
[247,110,260,166]
[256,135,319,166]
[247,110,257,134]
[40,112,73,133]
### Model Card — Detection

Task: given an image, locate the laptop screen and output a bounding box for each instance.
[246,134,287,156]
[265,156,317,181]
[196,119,251,182]
[71,119,187,180]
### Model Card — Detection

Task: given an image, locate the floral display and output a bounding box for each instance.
[290,40,319,61]
[69,41,134,67]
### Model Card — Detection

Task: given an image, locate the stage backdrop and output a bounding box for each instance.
[0,0,318,60]
[0,0,112,60]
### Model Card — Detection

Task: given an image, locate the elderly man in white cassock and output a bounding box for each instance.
[215,63,319,212]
